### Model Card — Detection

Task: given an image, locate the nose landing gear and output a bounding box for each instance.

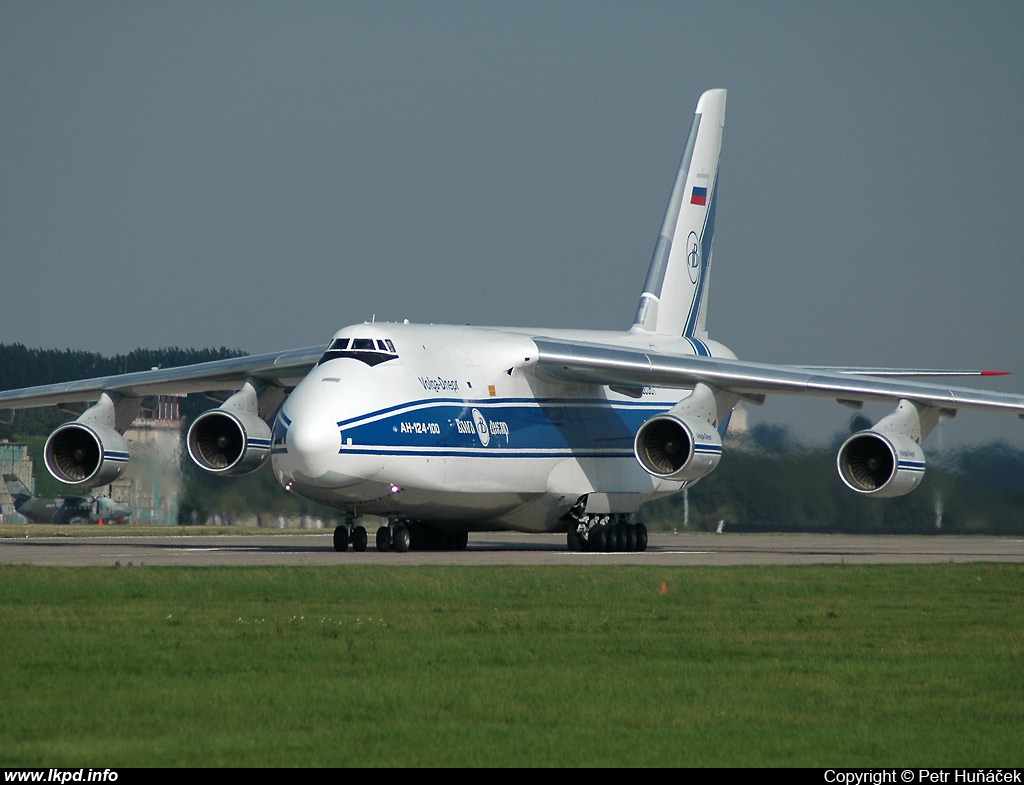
[332,515,369,552]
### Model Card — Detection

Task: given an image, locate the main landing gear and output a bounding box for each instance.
[566,514,648,552]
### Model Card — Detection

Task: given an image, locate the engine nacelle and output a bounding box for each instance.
[44,422,129,488]
[634,413,723,483]
[187,408,272,476]
[837,430,926,498]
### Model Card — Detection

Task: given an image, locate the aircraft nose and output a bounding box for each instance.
[280,409,341,484]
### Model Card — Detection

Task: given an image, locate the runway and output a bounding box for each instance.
[3,531,1024,567]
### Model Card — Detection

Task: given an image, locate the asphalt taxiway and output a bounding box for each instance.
[3,531,1024,567]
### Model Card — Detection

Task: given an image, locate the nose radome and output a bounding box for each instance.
[284,409,341,482]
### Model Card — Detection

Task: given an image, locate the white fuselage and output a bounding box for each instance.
[270,321,735,533]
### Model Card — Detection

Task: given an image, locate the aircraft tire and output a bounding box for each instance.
[635,523,648,552]
[393,526,411,553]
[352,526,368,552]
[333,525,348,552]
[616,523,628,550]
[604,525,616,552]
[375,526,390,552]
[625,524,637,551]
[567,529,583,551]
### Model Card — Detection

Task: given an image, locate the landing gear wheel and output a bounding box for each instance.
[333,525,348,552]
[604,525,616,552]
[567,528,583,552]
[393,526,411,553]
[635,523,648,552]
[615,523,628,551]
[376,526,390,552]
[351,525,368,552]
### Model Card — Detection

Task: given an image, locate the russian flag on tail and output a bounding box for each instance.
[690,186,708,206]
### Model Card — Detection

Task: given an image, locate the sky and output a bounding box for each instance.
[2,1,1023,447]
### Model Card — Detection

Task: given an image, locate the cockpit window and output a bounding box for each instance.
[317,336,399,367]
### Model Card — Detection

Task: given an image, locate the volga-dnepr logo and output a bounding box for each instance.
[454,408,510,447]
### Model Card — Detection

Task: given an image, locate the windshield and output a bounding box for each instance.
[317,337,398,367]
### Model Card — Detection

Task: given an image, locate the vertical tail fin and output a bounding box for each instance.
[3,473,33,503]
[632,89,726,341]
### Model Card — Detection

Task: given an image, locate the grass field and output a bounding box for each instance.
[1,562,1021,767]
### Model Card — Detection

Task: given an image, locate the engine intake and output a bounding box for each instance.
[187,409,272,475]
[837,430,925,498]
[44,422,129,488]
[634,413,722,483]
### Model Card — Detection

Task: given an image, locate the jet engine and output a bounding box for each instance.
[44,421,129,488]
[187,408,272,475]
[836,429,925,498]
[634,409,723,483]
[835,399,940,498]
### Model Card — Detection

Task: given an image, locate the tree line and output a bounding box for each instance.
[0,343,248,440]
[644,423,1024,535]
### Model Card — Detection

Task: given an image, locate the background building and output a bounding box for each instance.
[110,395,184,525]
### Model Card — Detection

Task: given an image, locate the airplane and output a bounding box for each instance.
[3,473,132,525]
[1,88,1023,553]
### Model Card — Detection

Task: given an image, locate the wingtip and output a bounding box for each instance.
[981,370,1011,376]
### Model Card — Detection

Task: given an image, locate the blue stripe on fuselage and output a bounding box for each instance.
[333,397,673,458]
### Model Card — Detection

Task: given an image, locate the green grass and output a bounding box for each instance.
[1,563,1021,767]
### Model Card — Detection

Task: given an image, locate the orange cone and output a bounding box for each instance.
[659,581,668,594]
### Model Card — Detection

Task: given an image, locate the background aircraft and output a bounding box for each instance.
[0,89,1022,553]
[3,474,131,525]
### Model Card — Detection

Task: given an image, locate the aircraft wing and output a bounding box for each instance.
[0,346,324,419]
[533,338,1024,417]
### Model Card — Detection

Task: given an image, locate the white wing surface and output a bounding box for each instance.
[533,338,1024,418]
